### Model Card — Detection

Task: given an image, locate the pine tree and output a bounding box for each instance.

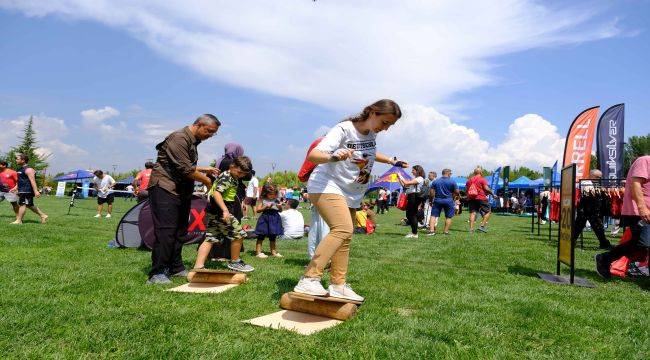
[6,116,50,180]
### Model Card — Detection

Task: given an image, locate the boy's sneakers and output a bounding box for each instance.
[147,273,172,285]
[328,283,365,302]
[271,252,284,258]
[405,233,418,239]
[426,231,436,236]
[227,259,255,273]
[477,226,487,233]
[594,253,612,279]
[294,276,328,296]
[256,252,269,259]
[105,214,112,218]
[94,214,101,218]
[171,270,189,277]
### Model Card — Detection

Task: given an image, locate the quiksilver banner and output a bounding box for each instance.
[596,104,625,181]
[563,106,599,182]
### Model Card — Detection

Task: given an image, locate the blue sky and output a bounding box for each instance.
[0,1,648,176]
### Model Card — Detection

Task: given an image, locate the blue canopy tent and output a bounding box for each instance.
[366,165,412,193]
[52,169,95,182]
[116,176,134,185]
[509,176,536,189]
[450,176,467,190]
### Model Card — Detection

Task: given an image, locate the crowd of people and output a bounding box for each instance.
[1,98,647,298]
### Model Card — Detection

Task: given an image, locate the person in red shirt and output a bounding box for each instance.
[466,167,494,233]
[132,161,154,201]
[0,160,19,214]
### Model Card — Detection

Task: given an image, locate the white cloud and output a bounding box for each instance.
[80,106,120,123]
[370,105,563,175]
[1,1,621,109]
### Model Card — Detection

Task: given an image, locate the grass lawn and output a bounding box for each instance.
[0,196,648,359]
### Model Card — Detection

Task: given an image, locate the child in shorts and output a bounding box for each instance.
[194,156,255,273]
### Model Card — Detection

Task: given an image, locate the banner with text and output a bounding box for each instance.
[597,103,625,182]
[563,106,599,182]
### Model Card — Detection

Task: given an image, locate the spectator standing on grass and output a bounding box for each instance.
[146,114,220,285]
[280,199,305,240]
[398,165,426,238]
[92,170,116,218]
[428,168,458,235]
[11,153,48,224]
[133,161,154,201]
[243,170,259,220]
[0,160,19,215]
[595,156,650,279]
[423,171,437,228]
[466,167,494,233]
[293,99,407,302]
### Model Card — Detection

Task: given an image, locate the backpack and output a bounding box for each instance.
[418,179,429,199]
[467,178,479,199]
[298,137,324,182]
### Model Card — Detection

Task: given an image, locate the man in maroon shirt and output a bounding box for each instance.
[466,167,494,233]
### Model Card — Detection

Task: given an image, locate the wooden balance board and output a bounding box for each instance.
[279,292,363,321]
[187,268,248,284]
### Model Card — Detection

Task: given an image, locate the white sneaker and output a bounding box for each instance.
[256,252,268,259]
[94,214,101,218]
[405,233,418,238]
[294,276,328,296]
[105,214,112,218]
[271,252,284,258]
[328,283,364,302]
[611,226,620,235]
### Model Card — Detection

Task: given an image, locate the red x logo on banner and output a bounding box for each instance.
[188,208,206,232]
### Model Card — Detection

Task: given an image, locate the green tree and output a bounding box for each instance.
[5,116,50,183]
[260,171,302,188]
[509,166,542,180]
[623,134,650,175]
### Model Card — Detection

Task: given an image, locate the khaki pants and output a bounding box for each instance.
[304,193,356,285]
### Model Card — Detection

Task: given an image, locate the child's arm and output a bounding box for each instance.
[255,201,269,213]
[211,191,231,220]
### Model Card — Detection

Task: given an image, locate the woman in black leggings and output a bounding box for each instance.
[399,165,425,238]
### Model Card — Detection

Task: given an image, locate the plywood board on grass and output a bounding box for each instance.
[244,310,342,335]
[166,283,238,294]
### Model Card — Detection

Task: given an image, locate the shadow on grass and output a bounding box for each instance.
[508,265,650,291]
[273,277,296,301]
[283,258,309,267]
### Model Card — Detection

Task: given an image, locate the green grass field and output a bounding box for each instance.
[0,196,648,359]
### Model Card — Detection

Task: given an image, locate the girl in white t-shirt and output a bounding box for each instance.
[398,165,426,238]
[294,99,408,302]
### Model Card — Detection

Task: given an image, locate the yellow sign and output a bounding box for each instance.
[558,165,575,266]
[389,173,398,182]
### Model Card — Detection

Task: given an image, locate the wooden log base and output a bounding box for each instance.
[187,268,248,284]
[279,292,360,321]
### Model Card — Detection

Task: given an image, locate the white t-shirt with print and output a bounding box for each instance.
[93,175,115,198]
[405,176,424,194]
[246,176,259,198]
[307,121,377,208]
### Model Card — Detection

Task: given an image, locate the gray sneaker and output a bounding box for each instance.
[477,226,487,233]
[171,270,189,277]
[227,259,255,273]
[147,274,172,285]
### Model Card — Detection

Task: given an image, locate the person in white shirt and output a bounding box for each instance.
[280,199,305,239]
[398,165,426,238]
[243,171,259,220]
[293,99,408,302]
[92,170,116,218]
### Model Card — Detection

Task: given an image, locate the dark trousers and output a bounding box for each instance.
[607,216,648,262]
[148,186,191,277]
[573,209,611,248]
[406,193,421,235]
[377,200,387,214]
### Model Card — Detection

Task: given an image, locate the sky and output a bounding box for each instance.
[0,0,648,178]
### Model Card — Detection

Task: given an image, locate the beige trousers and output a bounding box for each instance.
[304,193,356,285]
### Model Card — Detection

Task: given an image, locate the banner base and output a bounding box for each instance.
[537,273,595,288]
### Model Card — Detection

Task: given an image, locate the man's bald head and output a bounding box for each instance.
[590,169,602,179]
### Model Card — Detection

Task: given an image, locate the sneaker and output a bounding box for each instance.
[94,214,101,218]
[540,220,547,225]
[294,276,328,296]
[171,270,188,277]
[227,259,255,273]
[594,254,611,279]
[426,231,436,236]
[443,232,450,235]
[477,226,487,233]
[405,233,418,238]
[271,252,284,258]
[610,226,620,236]
[10,221,21,225]
[328,283,364,302]
[146,274,172,285]
[105,214,112,218]
[256,252,269,259]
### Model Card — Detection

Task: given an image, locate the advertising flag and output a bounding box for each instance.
[596,104,625,181]
[503,166,510,194]
[490,167,501,191]
[551,161,560,185]
[563,106,599,182]
[543,167,552,187]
